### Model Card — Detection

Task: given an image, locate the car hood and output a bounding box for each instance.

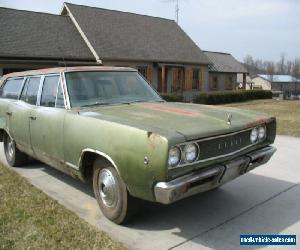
[78,102,271,140]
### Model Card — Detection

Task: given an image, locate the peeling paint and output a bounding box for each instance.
[245,117,268,128]
[141,103,200,117]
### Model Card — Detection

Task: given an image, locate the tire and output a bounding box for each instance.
[3,133,28,167]
[92,158,138,224]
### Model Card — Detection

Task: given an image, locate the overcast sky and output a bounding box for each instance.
[1,0,299,62]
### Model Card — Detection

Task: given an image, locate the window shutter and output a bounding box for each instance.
[146,66,153,83]
[198,68,202,91]
[185,67,192,90]
[173,68,178,92]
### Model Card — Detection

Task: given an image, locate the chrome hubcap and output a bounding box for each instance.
[7,136,14,159]
[98,169,118,207]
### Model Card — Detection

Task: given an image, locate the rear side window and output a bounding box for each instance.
[40,76,60,107]
[23,77,41,105]
[0,78,24,99]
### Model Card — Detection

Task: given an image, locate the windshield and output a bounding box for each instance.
[65,71,162,108]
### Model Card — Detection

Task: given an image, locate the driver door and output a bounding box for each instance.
[29,75,66,167]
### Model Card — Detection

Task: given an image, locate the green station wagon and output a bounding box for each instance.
[0,66,276,224]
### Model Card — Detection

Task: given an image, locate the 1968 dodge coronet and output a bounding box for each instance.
[0,66,276,224]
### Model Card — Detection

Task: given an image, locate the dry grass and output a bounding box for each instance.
[0,164,126,250]
[225,99,300,137]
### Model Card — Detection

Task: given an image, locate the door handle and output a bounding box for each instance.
[6,111,12,116]
[29,116,36,120]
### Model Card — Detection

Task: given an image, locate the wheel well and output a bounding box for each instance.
[80,152,114,183]
[0,129,5,142]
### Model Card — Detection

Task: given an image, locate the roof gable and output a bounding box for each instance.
[63,3,209,64]
[0,7,94,61]
[204,51,248,73]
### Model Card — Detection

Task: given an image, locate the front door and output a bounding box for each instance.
[30,75,65,166]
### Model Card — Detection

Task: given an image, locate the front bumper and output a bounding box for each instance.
[154,146,276,204]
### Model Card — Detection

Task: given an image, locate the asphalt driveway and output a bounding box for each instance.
[1,135,299,250]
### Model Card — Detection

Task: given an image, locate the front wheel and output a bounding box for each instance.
[3,133,28,167]
[93,158,138,224]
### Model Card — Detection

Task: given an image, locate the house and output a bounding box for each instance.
[251,74,300,91]
[203,51,248,91]
[250,75,271,90]
[61,3,210,96]
[0,7,96,75]
[0,3,210,97]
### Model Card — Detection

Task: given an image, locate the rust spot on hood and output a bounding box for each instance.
[141,103,200,117]
[246,117,268,128]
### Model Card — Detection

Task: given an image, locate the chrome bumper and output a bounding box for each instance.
[154,146,276,204]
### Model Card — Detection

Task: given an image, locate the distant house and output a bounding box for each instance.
[252,74,300,91]
[0,3,210,97]
[203,51,248,91]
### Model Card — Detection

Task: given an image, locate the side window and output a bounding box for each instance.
[55,81,65,108]
[40,76,60,107]
[0,78,24,99]
[25,77,41,105]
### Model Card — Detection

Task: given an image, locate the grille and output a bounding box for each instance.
[197,129,252,161]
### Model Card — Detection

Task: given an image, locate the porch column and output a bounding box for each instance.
[243,73,246,89]
[161,65,166,93]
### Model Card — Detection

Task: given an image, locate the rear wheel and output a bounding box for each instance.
[93,158,138,224]
[3,133,28,167]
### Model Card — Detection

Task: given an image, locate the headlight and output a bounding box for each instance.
[258,126,266,140]
[250,128,258,143]
[183,143,198,163]
[168,147,181,167]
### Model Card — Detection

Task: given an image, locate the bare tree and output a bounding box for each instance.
[292,59,300,79]
[286,60,293,75]
[278,53,286,74]
[243,55,254,66]
[266,61,275,81]
[243,54,299,77]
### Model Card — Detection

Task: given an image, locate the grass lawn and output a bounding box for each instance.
[225,99,300,137]
[0,164,126,250]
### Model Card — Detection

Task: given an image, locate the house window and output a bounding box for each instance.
[225,75,234,90]
[210,75,218,90]
[192,69,199,90]
[173,67,185,92]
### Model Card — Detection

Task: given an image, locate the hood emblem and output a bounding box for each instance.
[227,113,233,125]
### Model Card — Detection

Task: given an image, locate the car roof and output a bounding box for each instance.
[2,66,137,80]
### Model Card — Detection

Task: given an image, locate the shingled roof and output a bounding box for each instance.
[63,3,209,64]
[204,51,248,73]
[0,7,94,61]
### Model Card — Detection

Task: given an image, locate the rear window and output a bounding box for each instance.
[0,78,24,99]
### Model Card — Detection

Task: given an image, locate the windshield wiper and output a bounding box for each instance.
[81,102,110,108]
